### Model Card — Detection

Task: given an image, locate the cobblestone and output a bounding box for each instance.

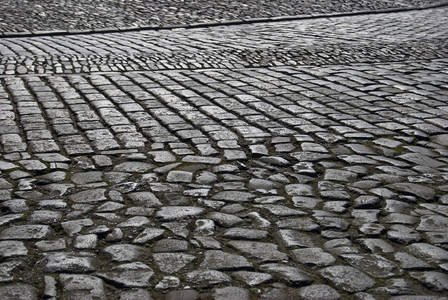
[0,2,447,299]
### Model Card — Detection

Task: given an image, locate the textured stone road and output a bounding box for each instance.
[0,5,448,300]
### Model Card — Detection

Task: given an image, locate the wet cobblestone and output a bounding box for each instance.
[0,2,448,300]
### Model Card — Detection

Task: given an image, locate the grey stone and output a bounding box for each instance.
[212,191,255,202]
[68,188,107,203]
[291,248,335,267]
[155,276,180,290]
[153,253,196,274]
[406,243,448,264]
[276,217,320,232]
[97,262,154,287]
[153,239,188,252]
[0,241,27,258]
[0,284,37,300]
[45,252,95,272]
[61,219,94,236]
[167,170,193,183]
[260,263,313,286]
[44,275,57,298]
[59,274,106,300]
[255,204,306,216]
[299,284,341,300]
[276,230,315,248]
[194,219,215,236]
[292,196,322,209]
[120,289,153,300]
[133,228,165,244]
[358,238,395,254]
[200,250,253,270]
[35,239,67,251]
[71,171,103,185]
[193,230,222,246]
[228,240,288,262]
[28,210,62,224]
[319,266,375,292]
[156,206,204,221]
[117,216,150,228]
[0,225,52,240]
[340,254,400,278]
[232,271,273,286]
[113,162,155,173]
[103,244,147,262]
[213,286,250,300]
[223,228,268,240]
[409,271,448,292]
[285,184,314,196]
[387,183,435,200]
[393,252,432,269]
[128,192,162,207]
[185,270,231,287]
[0,213,21,226]
[106,228,123,242]
[74,234,98,249]
[417,215,448,232]
[207,212,244,227]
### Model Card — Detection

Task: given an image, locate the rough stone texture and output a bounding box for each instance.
[0,2,447,299]
[319,266,375,292]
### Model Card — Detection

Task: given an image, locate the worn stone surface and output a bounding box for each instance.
[0,2,447,299]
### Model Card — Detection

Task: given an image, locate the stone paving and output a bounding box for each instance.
[0,4,448,300]
[0,0,444,34]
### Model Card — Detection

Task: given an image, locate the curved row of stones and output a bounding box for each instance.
[0,7,447,75]
[0,0,442,34]
[0,59,447,298]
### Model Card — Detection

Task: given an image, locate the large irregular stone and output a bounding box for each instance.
[276,218,320,232]
[61,219,94,236]
[68,188,107,203]
[406,243,448,264]
[319,266,375,292]
[340,254,400,278]
[0,225,52,240]
[200,250,253,270]
[133,228,165,244]
[387,183,435,200]
[103,244,147,262]
[153,239,188,252]
[299,284,341,300]
[206,212,244,227]
[260,263,313,286]
[291,248,335,267]
[409,271,448,292]
[213,286,250,300]
[0,284,37,300]
[156,206,204,221]
[232,271,273,286]
[97,262,154,287]
[59,274,106,300]
[153,253,196,274]
[0,241,27,258]
[223,228,268,240]
[212,191,255,202]
[113,162,155,173]
[128,192,162,207]
[45,252,95,273]
[228,241,288,262]
[185,270,231,287]
[417,215,448,232]
[276,230,315,248]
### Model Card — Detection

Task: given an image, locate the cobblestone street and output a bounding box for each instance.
[0,2,448,299]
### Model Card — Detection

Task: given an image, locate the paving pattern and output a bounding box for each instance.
[0,5,448,300]
[0,0,444,34]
